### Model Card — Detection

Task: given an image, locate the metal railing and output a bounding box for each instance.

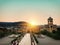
[31,34,38,45]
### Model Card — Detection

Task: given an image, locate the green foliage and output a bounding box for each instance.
[41,29,60,40]
[0,31,5,38]
[41,30,48,35]
[56,28,60,35]
[52,30,56,34]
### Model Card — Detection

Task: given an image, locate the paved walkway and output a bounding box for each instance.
[19,33,31,45]
[0,34,19,45]
[36,35,60,45]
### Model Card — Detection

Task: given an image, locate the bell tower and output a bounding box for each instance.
[48,17,53,25]
[48,17,53,32]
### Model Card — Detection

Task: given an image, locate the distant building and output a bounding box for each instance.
[44,17,57,32]
[17,21,29,33]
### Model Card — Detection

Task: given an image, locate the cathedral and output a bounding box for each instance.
[44,17,57,32]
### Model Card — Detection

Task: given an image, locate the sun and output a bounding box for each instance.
[30,21,37,26]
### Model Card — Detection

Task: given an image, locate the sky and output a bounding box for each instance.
[0,0,60,25]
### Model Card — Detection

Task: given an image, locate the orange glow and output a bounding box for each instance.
[30,21,36,25]
[29,21,37,26]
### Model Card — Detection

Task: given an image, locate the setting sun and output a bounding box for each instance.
[29,21,37,26]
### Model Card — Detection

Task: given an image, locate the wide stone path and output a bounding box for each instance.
[0,34,19,45]
[36,35,60,45]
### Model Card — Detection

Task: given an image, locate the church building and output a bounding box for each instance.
[44,17,57,32]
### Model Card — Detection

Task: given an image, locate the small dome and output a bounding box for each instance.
[48,17,53,20]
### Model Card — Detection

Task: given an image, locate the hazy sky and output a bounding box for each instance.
[0,0,60,25]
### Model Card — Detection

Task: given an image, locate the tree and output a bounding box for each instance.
[52,30,56,33]
[57,28,60,35]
